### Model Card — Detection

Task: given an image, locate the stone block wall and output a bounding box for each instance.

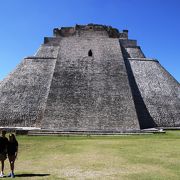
[121,40,180,129]
[42,36,140,131]
[0,57,56,127]
[125,47,145,58]
[119,39,137,47]
[129,59,180,127]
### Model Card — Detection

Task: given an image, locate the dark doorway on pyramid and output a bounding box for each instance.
[88,50,93,57]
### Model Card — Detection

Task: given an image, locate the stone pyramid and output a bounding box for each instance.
[0,24,179,132]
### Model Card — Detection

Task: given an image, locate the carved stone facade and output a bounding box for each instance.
[0,24,179,132]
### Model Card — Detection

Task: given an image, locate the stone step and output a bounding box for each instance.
[27,129,164,136]
[28,132,154,136]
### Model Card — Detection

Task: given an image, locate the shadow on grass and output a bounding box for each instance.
[15,173,50,177]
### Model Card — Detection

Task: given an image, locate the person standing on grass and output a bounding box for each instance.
[7,134,18,178]
[0,130,8,178]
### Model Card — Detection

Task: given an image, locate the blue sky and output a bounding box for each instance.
[0,0,180,82]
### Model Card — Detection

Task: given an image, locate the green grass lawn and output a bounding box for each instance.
[3,131,180,180]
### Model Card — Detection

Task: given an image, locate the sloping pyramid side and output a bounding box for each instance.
[0,45,58,127]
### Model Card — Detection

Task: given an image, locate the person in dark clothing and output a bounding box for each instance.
[7,134,18,178]
[0,130,8,178]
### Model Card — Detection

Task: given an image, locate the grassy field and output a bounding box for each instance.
[3,131,180,180]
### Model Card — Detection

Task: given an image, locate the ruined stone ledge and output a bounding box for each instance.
[125,45,141,49]
[128,58,159,62]
[53,24,128,39]
[119,39,137,47]
[0,128,167,135]
[160,127,180,130]
[28,132,155,136]
[44,37,61,44]
[27,129,166,136]
[25,56,57,59]
[0,127,41,135]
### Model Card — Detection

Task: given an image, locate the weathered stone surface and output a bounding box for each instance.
[0,24,179,131]
[0,57,56,127]
[129,59,180,127]
[53,24,128,39]
[42,37,139,131]
[125,47,145,58]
